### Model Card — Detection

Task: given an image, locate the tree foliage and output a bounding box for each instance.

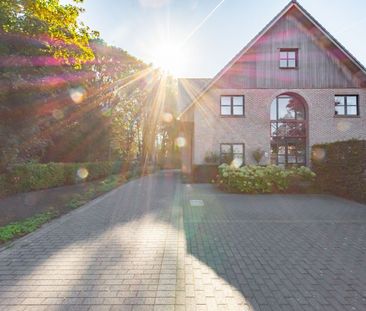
[0,0,179,173]
[0,0,98,65]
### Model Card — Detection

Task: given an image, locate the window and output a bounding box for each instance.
[220,96,244,116]
[220,144,244,166]
[279,49,298,68]
[335,95,359,116]
[270,94,307,167]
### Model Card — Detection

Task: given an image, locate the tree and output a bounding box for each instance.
[0,0,99,171]
[41,40,150,164]
[0,0,98,66]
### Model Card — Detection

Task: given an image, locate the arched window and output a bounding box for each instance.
[270,94,307,167]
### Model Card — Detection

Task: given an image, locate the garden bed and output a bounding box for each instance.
[0,174,126,244]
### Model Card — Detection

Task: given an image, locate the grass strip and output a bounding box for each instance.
[0,211,55,243]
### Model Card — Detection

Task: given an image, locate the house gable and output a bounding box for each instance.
[215,4,366,89]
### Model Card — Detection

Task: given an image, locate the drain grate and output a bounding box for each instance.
[189,199,204,207]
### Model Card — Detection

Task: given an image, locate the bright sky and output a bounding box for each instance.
[63,0,366,78]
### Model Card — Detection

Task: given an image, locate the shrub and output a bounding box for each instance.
[66,194,87,210]
[311,140,366,203]
[0,160,124,196]
[217,164,315,194]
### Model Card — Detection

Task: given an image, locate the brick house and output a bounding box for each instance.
[177,0,366,174]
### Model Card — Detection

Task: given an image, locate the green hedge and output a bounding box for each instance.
[1,161,123,196]
[311,140,366,203]
[217,164,315,194]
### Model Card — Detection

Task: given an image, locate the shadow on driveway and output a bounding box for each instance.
[182,183,366,310]
[0,171,365,310]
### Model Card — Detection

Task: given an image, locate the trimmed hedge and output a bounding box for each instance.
[0,161,123,196]
[311,140,366,203]
[217,164,316,194]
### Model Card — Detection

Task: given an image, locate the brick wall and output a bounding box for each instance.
[193,88,366,166]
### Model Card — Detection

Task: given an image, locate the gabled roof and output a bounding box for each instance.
[179,0,366,118]
[177,78,211,114]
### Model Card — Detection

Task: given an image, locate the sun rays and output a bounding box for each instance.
[148,0,226,77]
[1,0,230,171]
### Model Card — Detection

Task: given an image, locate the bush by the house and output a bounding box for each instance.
[0,161,123,196]
[311,139,366,203]
[217,164,315,193]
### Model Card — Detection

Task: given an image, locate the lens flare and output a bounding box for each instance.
[77,167,89,179]
[175,137,186,148]
[52,109,64,120]
[312,147,326,161]
[69,86,86,104]
[162,112,173,123]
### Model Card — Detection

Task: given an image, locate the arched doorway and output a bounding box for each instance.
[270,93,307,167]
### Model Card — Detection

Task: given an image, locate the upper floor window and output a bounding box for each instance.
[220,95,244,116]
[279,49,298,68]
[335,95,359,116]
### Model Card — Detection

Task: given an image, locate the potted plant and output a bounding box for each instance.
[252,148,265,165]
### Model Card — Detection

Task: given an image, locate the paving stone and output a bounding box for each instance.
[0,172,365,311]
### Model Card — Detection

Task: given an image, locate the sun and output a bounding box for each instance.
[152,43,186,76]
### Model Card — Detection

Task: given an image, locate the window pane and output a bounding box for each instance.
[347,106,358,115]
[270,102,277,120]
[233,144,243,154]
[221,144,231,153]
[221,96,231,106]
[288,156,296,164]
[288,51,296,59]
[288,59,296,68]
[233,96,243,106]
[346,96,358,106]
[280,51,287,59]
[297,156,305,164]
[287,143,297,155]
[278,155,286,164]
[221,106,231,115]
[280,59,287,67]
[335,106,345,115]
[296,109,305,120]
[335,96,345,106]
[278,145,286,154]
[278,99,289,119]
[278,100,295,119]
[233,106,243,115]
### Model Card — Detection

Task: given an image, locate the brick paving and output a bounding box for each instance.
[0,171,366,311]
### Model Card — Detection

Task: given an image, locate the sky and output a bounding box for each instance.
[62,0,366,78]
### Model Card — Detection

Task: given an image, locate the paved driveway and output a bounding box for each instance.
[0,171,365,311]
